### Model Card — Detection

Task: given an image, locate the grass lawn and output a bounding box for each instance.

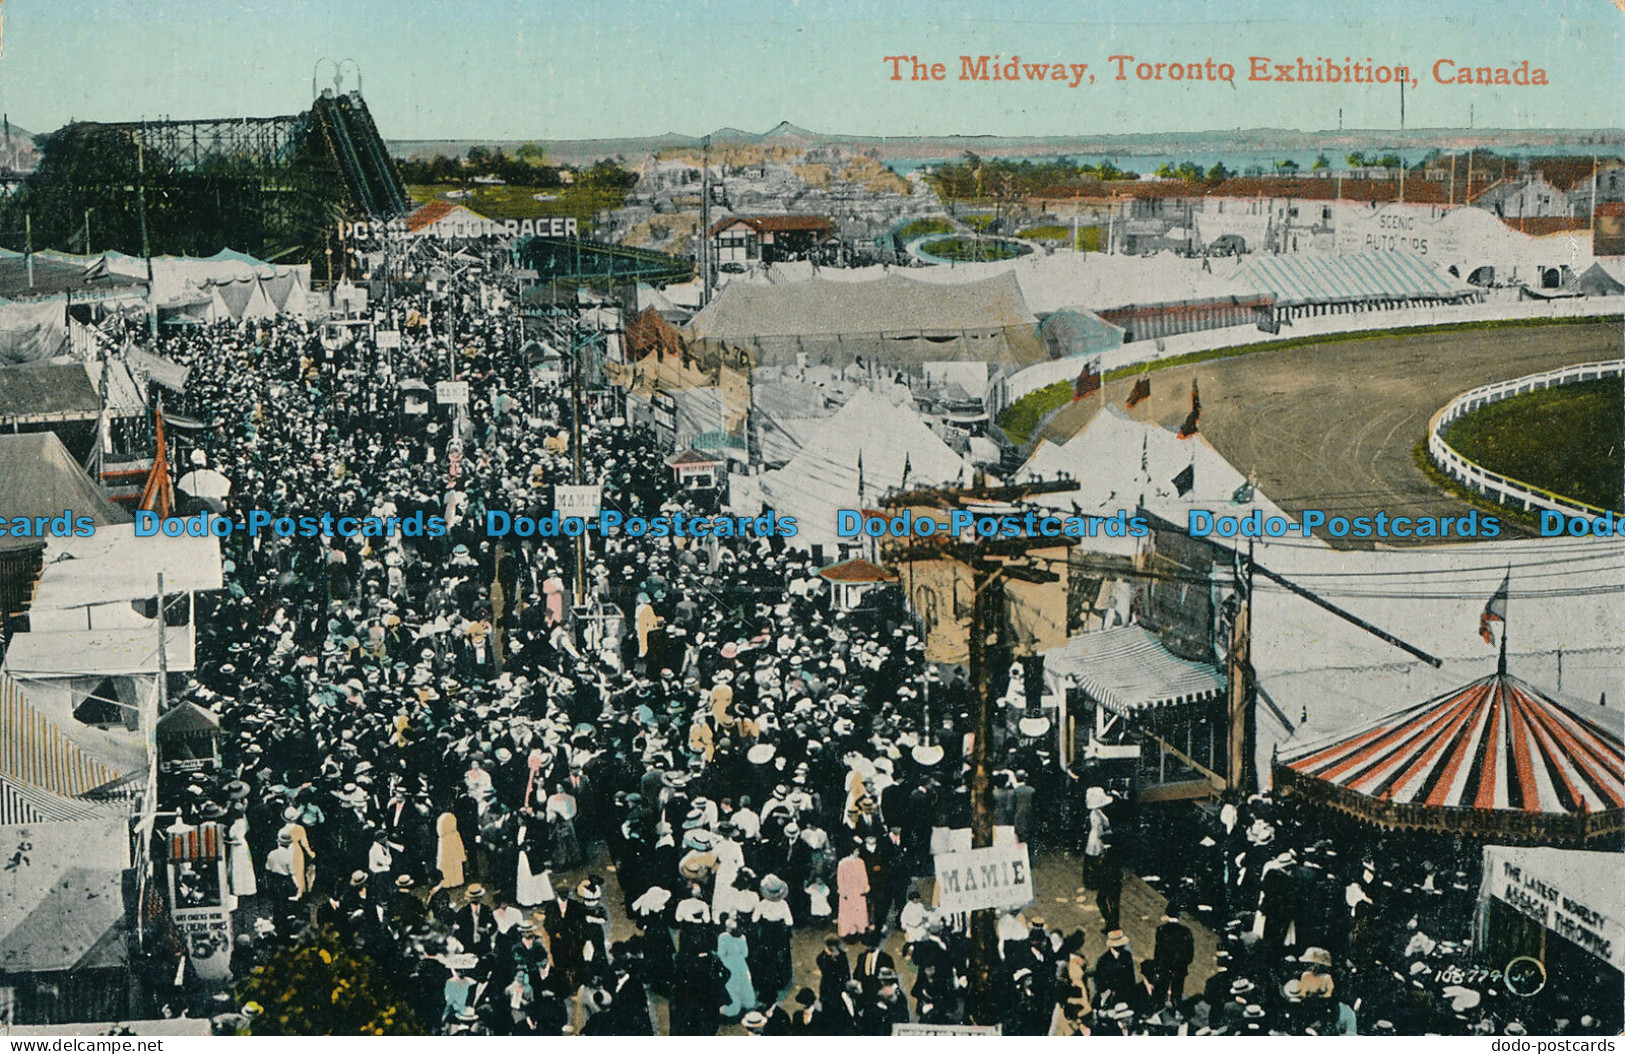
[920,237,1026,262]
[997,315,1621,448]
[1442,377,1624,512]
[896,218,956,240]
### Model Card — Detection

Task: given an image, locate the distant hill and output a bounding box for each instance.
[389,123,1625,166]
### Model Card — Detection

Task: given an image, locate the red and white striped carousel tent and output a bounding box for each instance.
[1274,671,1623,846]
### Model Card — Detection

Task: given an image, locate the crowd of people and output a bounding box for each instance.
[130,278,1617,1038]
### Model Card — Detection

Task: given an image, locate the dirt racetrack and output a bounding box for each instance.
[1035,319,1624,546]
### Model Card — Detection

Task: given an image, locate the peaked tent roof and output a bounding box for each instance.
[757,388,970,550]
[0,433,130,552]
[1276,671,1624,845]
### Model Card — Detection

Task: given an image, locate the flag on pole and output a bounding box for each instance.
[1172,463,1195,497]
[1231,477,1255,505]
[1072,360,1101,401]
[1480,570,1509,644]
[1176,377,1201,438]
[1125,375,1151,409]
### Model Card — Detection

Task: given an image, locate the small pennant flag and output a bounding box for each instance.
[901,452,912,485]
[1172,463,1195,497]
[1125,376,1151,409]
[1072,360,1102,401]
[1480,571,1509,644]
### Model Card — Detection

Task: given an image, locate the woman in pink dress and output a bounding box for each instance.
[836,849,870,939]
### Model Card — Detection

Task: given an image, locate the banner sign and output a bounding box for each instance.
[933,842,1034,914]
[436,380,470,405]
[555,485,603,518]
[1480,846,1623,972]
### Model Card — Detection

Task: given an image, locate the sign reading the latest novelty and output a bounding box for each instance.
[340,216,578,242]
[1483,849,1623,972]
[933,843,1035,914]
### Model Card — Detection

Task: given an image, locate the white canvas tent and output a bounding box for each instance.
[1015,405,1292,555]
[750,387,971,550]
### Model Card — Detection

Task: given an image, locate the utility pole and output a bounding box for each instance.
[569,324,586,605]
[699,137,712,307]
[136,128,157,343]
[881,473,1076,1026]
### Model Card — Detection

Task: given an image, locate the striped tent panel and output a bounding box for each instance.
[0,773,107,825]
[1280,674,1624,817]
[0,675,123,797]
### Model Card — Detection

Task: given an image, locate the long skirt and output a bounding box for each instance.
[515,852,555,906]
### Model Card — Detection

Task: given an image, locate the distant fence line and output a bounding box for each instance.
[1427,359,1625,520]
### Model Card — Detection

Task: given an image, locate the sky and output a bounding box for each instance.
[1,0,1621,141]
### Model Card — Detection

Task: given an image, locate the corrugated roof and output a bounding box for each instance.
[0,362,102,420]
[1043,625,1224,715]
[1232,251,1470,306]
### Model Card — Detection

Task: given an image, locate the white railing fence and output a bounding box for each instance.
[1426,359,1625,520]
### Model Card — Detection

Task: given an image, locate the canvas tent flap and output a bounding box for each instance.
[0,433,130,552]
[0,300,70,364]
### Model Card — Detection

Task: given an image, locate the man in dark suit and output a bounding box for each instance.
[852,934,895,997]
[455,885,496,955]
[816,936,852,1008]
[1153,905,1196,1005]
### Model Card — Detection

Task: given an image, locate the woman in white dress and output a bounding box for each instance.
[225,807,258,899]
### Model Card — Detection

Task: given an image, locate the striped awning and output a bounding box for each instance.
[0,676,123,798]
[1043,625,1225,715]
[1277,673,1624,845]
[0,773,113,825]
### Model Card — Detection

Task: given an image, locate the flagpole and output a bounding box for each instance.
[1497,570,1509,676]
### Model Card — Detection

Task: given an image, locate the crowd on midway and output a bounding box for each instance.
[130,287,1617,1038]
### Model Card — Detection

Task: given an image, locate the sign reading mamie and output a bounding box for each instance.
[933,843,1034,914]
[555,484,603,518]
[436,381,470,405]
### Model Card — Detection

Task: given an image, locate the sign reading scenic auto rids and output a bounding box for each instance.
[554,484,603,518]
[436,380,470,405]
[933,843,1035,914]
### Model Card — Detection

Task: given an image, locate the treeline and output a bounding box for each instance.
[928,153,1141,200]
[395,145,640,193]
